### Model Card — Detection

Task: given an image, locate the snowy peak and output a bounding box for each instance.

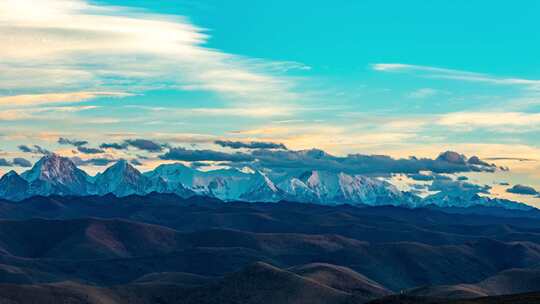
[0,157,530,211]
[288,170,405,206]
[94,160,149,196]
[20,154,90,196]
[22,154,88,183]
[0,171,29,201]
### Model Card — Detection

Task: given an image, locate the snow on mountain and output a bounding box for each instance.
[145,163,281,201]
[0,171,30,201]
[93,160,151,196]
[20,154,90,196]
[276,170,413,206]
[0,155,533,212]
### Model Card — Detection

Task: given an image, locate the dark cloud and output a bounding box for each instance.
[71,157,115,166]
[157,147,495,175]
[130,159,143,166]
[190,161,210,168]
[12,158,32,167]
[408,173,434,181]
[159,147,253,162]
[58,137,88,147]
[467,156,493,167]
[248,149,496,175]
[56,137,103,154]
[457,176,469,181]
[17,145,32,153]
[100,139,165,152]
[17,145,51,155]
[428,177,491,196]
[125,139,165,152]
[100,142,129,150]
[507,184,539,196]
[77,146,104,154]
[215,140,287,150]
[0,158,11,166]
[436,151,467,165]
[485,157,536,162]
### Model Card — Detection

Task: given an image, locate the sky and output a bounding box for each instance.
[1,0,539,205]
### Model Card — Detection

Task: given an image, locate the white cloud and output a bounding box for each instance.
[0,0,302,104]
[0,105,98,121]
[0,92,130,107]
[438,112,540,130]
[372,63,540,91]
[407,88,438,99]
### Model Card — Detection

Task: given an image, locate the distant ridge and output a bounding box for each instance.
[0,154,533,213]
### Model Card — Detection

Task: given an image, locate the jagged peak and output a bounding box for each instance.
[104,159,141,176]
[4,170,20,177]
[22,153,85,183]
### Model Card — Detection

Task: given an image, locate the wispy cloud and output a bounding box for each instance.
[0,105,98,121]
[0,0,303,105]
[372,63,540,90]
[0,92,131,107]
[438,112,540,131]
[407,88,439,99]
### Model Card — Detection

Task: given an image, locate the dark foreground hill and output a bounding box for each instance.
[2,217,540,291]
[0,264,539,304]
[406,268,540,299]
[1,194,540,302]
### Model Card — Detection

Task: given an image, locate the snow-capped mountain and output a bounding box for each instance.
[0,154,532,211]
[0,171,30,201]
[422,192,533,211]
[276,170,417,206]
[145,163,281,202]
[20,154,90,196]
[93,160,152,196]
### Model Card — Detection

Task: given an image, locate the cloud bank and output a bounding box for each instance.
[0,0,301,107]
[215,140,287,150]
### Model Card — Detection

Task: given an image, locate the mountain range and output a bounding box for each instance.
[0,154,532,211]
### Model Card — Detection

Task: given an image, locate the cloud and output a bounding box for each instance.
[71,157,114,167]
[372,63,540,90]
[507,184,539,196]
[437,112,540,130]
[436,151,467,165]
[427,175,492,197]
[11,136,501,176]
[58,137,88,147]
[248,149,495,175]
[407,88,438,99]
[0,92,130,107]
[485,157,536,162]
[0,0,301,106]
[17,145,32,153]
[12,158,32,167]
[159,147,253,162]
[0,105,98,121]
[100,142,129,150]
[130,159,143,166]
[17,145,51,155]
[215,140,287,150]
[76,146,105,154]
[408,173,435,181]
[125,139,165,152]
[0,157,38,168]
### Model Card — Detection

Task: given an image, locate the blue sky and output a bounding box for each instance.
[1,0,539,205]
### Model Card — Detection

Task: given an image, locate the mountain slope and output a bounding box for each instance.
[290,263,392,301]
[20,154,90,197]
[407,268,540,299]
